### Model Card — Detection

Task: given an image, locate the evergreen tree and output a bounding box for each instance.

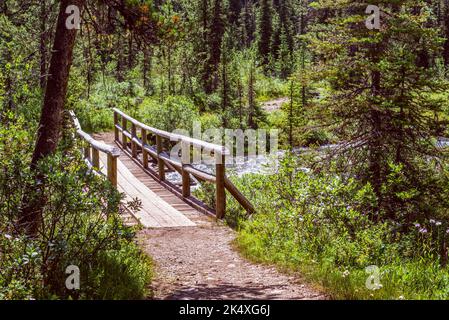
[248,61,256,129]
[202,0,225,93]
[309,0,449,221]
[240,0,256,48]
[229,0,242,25]
[257,0,273,68]
[277,28,293,79]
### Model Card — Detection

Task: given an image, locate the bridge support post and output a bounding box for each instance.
[156,135,165,181]
[121,117,127,149]
[215,153,226,219]
[92,148,100,169]
[84,146,91,162]
[131,123,137,158]
[181,141,191,198]
[141,128,148,169]
[114,111,119,142]
[107,154,118,187]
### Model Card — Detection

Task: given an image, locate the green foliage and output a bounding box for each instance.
[5,0,449,301]
[139,95,199,132]
[73,77,146,133]
[307,0,449,221]
[0,14,42,124]
[254,74,288,102]
[87,241,153,300]
[0,114,152,300]
[199,112,222,129]
[257,0,273,68]
[231,155,449,299]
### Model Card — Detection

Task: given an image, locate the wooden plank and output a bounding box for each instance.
[99,152,195,228]
[95,134,211,219]
[120,173,184,226]
[101,156,171,227]
[117,170,172,227]
[116,162,177,226]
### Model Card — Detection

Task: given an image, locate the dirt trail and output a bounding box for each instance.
[139,215,326,300]
[97,132,325,300]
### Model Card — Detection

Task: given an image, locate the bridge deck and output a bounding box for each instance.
[97,138,198,228]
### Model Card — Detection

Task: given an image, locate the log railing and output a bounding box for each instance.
[70,111,120,187]
[113,108,255,218]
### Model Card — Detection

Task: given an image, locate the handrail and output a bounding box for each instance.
[112,108,230,155]
[113,108,254,218]
[70,111,120,186]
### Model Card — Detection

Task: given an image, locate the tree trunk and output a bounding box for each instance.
[19,0,85,236]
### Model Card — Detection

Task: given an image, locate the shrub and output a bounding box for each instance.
[139,95,199,133]
[212,153,449,299]
[255,74,288,102]
[72,77,146,133]
[199,112,222,130]
[0,114,153,299]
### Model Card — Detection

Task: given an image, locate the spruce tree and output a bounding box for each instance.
[309,0,449,222]
[277,28,293,79]
[258,0,273,68]
[240,0,256,48]
[202,0,225,93]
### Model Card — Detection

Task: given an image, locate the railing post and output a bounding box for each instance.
[131,123,137,158]
[121,117,127,149]
[181,141,191,198]
[114,111,119,142]
[141,128,148,169]
[84,145,91,162]
[92,148,100,169]
[156,135,165,181]
[107,154,118,187]
[215,152,226,219]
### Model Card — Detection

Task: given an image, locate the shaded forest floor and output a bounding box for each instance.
[138,213,326,300]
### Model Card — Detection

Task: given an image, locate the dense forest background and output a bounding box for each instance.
[3,0,449,300]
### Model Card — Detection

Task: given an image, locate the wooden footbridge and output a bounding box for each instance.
[70,109,254,228]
